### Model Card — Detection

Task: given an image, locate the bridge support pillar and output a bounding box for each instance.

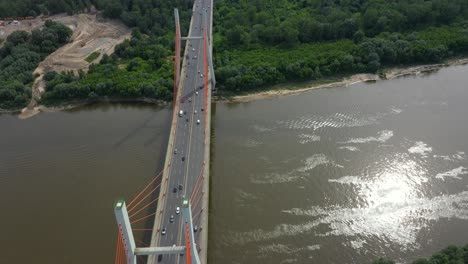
[114,199,200,263]
[182,199,202,264]
[114,201,137,264]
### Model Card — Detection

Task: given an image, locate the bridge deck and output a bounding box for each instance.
[148,1,213,263]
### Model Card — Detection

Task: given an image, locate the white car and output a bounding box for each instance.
[194,110,197,114]
[192,48,195,52]
[176,207,180,214]
[197,119,200,125]
[195,91,199,95]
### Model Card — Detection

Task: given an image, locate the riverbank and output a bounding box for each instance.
[7,57,468,119]
[16,98,168,119]
[216,57,468,103]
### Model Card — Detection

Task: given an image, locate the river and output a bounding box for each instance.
[1,64,468,263]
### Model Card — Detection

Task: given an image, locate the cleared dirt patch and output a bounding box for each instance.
[16,13,131,119]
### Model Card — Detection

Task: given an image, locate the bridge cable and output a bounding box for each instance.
[128,182,162,213]
[131,211,157,225]
[136,238,150,247]
[129,197,159,219]
[190,162,205,202]
[193,208,204,220]
[127,167,165,208]
[192,191,204,213]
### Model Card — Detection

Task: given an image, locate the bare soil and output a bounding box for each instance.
[13,13,131,119]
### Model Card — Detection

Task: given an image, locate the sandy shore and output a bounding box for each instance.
[218,58,468,103]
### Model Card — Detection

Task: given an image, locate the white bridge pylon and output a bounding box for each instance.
[114,200,201,264]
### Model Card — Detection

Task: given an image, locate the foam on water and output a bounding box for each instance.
[276,107,402,131]
[280,258,297,264]
[298,134,321,144]
[435,167,468,180]
[234,189,258,207]
[338,130,393,144]
[275,191,468,249]
[349,239,366,250]
[252,124,273,132]
[306,245,321,251]
[243,138,263,148]
[251,154,343,184]
[339,146,360,152]
[433,151,466,162]
[328,176,367,185]
[297,154,336,172]
[408,141,432,156]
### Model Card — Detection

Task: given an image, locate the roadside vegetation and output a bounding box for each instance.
[213,0,468,92]
[372,244,468,264]
[0,20,71,109]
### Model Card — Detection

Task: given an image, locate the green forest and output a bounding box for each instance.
[0,20,71,109]
[1,0,468,108]
[213,0,468,92]
[372,244,468,264]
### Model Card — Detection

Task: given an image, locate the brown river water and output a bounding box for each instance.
[1,64,468,263]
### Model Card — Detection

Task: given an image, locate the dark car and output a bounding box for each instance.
[181,98,186,103]
[194,225,198,232]
[186,118,189,122]
[179,184,183,190]
[182,157,185,161]
[173,187,177,193]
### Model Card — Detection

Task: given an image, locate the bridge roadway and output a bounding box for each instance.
[149,0,213,263]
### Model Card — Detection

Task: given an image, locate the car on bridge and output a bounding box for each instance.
[181,98,186,103]
[161,227,166,235]
[197,119,200,125]
[176,207,180,214]
[170,215,174,223]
